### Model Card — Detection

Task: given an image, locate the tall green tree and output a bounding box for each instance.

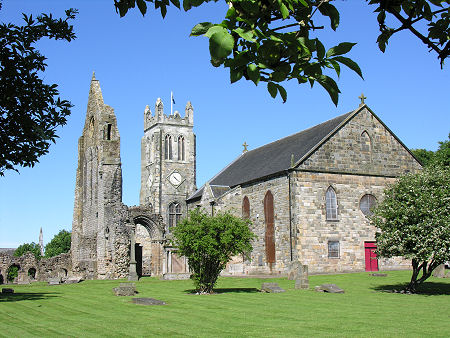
[172,209,255,294]
[0,5,77,175]
[113,0,449,103]
[372,167,450,293]
[411,133,449,167]
[14,242,42,260]
[45,230,71,258]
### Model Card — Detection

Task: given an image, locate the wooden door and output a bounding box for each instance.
[171,252,185,273]
[264,191,275,264]
[364,242,378,271]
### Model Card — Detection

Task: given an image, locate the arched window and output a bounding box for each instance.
[164,135,173,160]
[264,190,275,264]
[177,136,185,161]
[242,196,250,219]
[168,202,182,230]
[326,186,338,220]
[361,131,371,153]
[360,194,377,217]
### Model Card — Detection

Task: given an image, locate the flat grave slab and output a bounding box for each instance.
[132,298,166,305]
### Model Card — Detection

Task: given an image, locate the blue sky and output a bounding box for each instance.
[1,0,449,247]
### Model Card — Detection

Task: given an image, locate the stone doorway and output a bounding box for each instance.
[135,244,143,277]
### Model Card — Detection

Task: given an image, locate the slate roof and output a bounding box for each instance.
[188,111,354,201]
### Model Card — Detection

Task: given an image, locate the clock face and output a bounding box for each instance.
[169,172,182,186]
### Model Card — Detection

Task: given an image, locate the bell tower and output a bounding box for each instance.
[139,98,196,229]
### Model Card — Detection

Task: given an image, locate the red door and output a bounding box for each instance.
[364,242,378,271]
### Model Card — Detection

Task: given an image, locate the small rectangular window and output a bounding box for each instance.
[328,241,339,258]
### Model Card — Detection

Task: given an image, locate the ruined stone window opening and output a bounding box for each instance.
[361,131,371,153]
[328,241,340,258]
[177,136,185,161]
[164,135,173,160]
[325,186,338,220]
[168,202,182,231]
[360,194,377,217]
[28,268,36,279]
[107,124,112,140]
[242,196,250,219]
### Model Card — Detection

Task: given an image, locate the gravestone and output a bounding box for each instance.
[315,284,345,293]
[261,282,285,293]
[113,283,136,296]
[65,277,83,284]
[295,264,309,289]
[432,264,445,278]
[132,298,166,305]
[48,277,61,285]
[2,288,14,294]
[370,273,387,277]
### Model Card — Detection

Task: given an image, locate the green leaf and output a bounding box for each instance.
[136,0,147,16]
[247,64,260,85]
[230,68,243,83]
[191,22,213,36]
[267,82,277,98]
[205,25,226,38]
[233,28,256,42]
[316,75,340,106]
[276,84,287,102]
[318,3,340,31]
[278,0,290,19]
[209,30,234,59]
[329,59,341,77]
[326,42,357,57]
[333,56,363,79]
[316,39,325,60]
[226,7,237,20]
[170,0,181,8]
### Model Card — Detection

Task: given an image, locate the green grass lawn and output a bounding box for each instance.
[1,270,449,337]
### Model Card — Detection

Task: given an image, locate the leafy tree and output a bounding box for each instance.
[7,265,19,282]
[45,230,71,258]
[433,133,449,167]
[113,0,449,104]
[0,6,77,175]
[372,167,450,293]
[14,242,42,260]
[411,148,435,166]
[172,209,255,294]
[411,133,449,167]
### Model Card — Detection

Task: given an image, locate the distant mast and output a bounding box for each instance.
[39,227,44,256]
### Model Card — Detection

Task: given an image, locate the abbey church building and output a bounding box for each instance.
[70,75,421,280]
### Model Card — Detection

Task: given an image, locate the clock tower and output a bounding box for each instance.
[139,98,196,230]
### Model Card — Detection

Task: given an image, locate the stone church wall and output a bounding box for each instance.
[292,171,409,273]
[195,176,293,275]
[299,107,422,175]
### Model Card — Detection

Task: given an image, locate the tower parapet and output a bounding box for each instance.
[144,98,194,131]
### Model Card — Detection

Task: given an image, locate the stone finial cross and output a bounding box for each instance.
[359,93,367,106]
[242,142,249,153]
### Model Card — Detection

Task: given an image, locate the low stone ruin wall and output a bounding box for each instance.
[0,251,71,284]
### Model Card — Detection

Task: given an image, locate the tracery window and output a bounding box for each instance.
[168,202,182,230]
[325,186,338,220]
[360,194,377,217]
[177,136,185,161]
[164,135,173,160]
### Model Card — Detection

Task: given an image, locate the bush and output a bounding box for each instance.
[172,209,255,294]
